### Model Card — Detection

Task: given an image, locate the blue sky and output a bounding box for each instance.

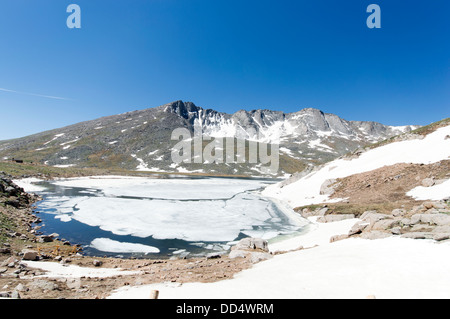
[0,0,448,140]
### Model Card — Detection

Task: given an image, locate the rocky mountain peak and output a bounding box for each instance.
[0,100,420,176]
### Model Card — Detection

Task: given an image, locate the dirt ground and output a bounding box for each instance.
[326,160,450,213]
[0,252,253,299]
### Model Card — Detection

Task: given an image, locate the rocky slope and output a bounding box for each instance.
[264,118,450,243]
[0,101,418,176]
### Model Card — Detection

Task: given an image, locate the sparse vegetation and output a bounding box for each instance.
[0,211,15,245]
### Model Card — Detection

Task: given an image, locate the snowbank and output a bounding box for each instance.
[12,178,46,192]
[263,125,450,208]
[407,179,450,201]
[108,236,450,299]
[22,261,141,279]
[269,216,359,253]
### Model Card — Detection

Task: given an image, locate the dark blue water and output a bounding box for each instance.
[31,177,303,259]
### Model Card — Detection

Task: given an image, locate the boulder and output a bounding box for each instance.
[232,238,269,252]
[37,235,53,243]
[410,214,450,226]
[65,278,81,290]
[5,186,19,196]
[391,209,406,217]
[421,178,435,187]
[423,201,436,209]
[371,219,400,231]
[21,249,38,261]
[348,221,369,236]
[432,225,450,234]
[0,247,11,254]
[5,199,20,208]
[433,233,450,242]
[319,179,340,196]
[301,207,327,218]
[30,279,58,291]
[317,214,355,223]
[229,249,272,264]
[360,212,392,231]
[229,238,272,263]
[228,250,248,259]
[93,260,103,267]
[249,252,272,264]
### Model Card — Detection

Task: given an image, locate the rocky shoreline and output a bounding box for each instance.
[300,200,450,243]
[2,172,449,299]
[0,174,275,299]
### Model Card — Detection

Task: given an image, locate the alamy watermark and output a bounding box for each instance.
[66,4,81,29]
[66,4,381,30]
[366,4,381,29]
[171,127,280,175]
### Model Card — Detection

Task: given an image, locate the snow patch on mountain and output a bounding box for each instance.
[263,125,450,208]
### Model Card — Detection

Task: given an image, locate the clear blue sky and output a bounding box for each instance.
[0,0,448,140]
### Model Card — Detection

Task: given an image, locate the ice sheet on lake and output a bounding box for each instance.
[34,177,305,248]
[51,176,271,200]
[90,238,160,254]
[44,193,291,242]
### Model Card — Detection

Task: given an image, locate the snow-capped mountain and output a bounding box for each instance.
[0,100,419,176]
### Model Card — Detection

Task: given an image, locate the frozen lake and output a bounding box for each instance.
[28,176,307,258]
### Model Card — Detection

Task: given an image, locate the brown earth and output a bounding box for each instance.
[324,160,450,215]
[1,251,253,299]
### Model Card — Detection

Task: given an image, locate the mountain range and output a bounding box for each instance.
[0,101,419,176]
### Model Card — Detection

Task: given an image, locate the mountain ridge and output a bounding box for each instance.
[0,100,420,176]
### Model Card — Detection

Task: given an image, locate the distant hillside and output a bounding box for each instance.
[0,100,419,177]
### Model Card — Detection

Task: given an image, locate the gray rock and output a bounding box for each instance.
[391,209,406,217]
[320,179,340,196]
[93,260,103,267]
[206,253,222,260]
[37,235,53,243]
[65,278,81,290]
[371,219,400,231]
[422,178,435,187]
[10,290,21,299]
[301,207,327,218]
[433,233,450,242]
[228,250,248,259]
[232,238,269,252]
[432,225,450,233]
[30,279,58,291]
[391,227,402,235]
[14,283,28,292]
[410,214,450,226]
[249,252,272,264]
[317,214,355,223]
[0,248,11,254]
[348,221,369,236]
[228,249,272,264]
[21,249,38,261]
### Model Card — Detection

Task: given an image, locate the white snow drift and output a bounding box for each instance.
[263,125,450,208]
